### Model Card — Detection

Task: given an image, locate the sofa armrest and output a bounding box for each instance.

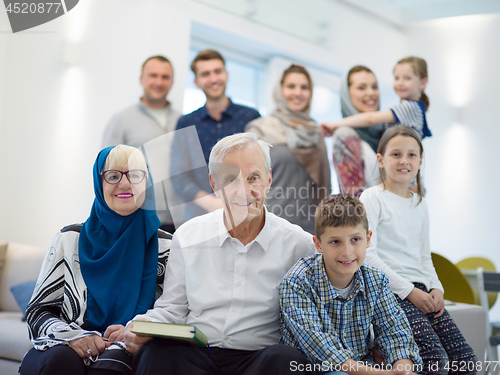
[446,301,487,375]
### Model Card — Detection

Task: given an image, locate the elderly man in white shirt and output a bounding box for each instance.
[124,132,317,375]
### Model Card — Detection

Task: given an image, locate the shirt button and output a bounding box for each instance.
[224,336,229,341]
[217,123,222,129]
[233,308,238,312]
[237,281,242,286]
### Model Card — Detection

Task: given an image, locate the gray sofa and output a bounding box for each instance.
[0,241,488,375]
[0,242,45,375]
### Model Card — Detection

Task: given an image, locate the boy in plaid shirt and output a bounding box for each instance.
[279,194,421,375]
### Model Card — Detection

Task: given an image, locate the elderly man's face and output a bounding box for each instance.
[210,143,271,230]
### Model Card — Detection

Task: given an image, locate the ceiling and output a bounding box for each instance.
[342,0,500,27]
[389,0,500,21]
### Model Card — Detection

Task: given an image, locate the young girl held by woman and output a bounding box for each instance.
[360,125,477,375]
[321,56,432,141]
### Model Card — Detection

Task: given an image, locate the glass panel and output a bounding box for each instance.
[192,0,333,46]
[310,85,341,194]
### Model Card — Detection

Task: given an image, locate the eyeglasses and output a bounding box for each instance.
[101,170,147,184]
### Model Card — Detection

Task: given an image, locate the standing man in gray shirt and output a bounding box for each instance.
[102,55,182,233]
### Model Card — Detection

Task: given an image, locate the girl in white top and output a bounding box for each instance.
[360,125,476,375]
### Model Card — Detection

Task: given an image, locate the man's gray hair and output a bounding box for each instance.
[208,133,271,178]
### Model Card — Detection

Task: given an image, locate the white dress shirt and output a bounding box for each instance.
[135,208,315,350]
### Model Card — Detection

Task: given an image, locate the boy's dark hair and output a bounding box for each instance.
[190,49,225,75]
[315,194,368,238]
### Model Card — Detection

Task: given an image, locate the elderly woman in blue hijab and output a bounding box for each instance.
[19,145,171,375]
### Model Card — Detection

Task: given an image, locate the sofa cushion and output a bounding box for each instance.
[0,243,45,312]
[0,312,33,362]
[10,280,37,320]
[0,358,23,375]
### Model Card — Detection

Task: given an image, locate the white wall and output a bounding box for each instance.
[0,0,406,247]
[407,14,500,265]
[0,0,191,246]
[1,1,499,317]
[407,13,500,319]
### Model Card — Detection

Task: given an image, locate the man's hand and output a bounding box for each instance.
[69,334,110,359]
[406,287,438,314]
[123,321,153,355]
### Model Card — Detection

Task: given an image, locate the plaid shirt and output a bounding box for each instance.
[279,254,421,367]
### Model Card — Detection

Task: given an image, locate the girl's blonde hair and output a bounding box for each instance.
[395,56,429,111]
[377,125,424,203]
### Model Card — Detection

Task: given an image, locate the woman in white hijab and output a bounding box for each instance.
[245,64,331,234]
[323,65,385,197]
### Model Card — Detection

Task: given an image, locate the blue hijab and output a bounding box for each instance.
[79,146,161,332]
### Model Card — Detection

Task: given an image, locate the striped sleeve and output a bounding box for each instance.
[156,230,172,300]
[390,100,428,139]
[25,229,93,349]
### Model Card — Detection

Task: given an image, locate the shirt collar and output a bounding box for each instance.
[138,97,170,110]
[217,209,231,245]
[217,207,270,252]
[316,257,366,303]
[201,98,235,120]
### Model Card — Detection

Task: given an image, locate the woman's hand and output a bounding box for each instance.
[406,287,438,314]
[103,324,125,342]
[320,122,339,137]
[429,288,445,318]
[69,334,110,359]
[124,320,153,355]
